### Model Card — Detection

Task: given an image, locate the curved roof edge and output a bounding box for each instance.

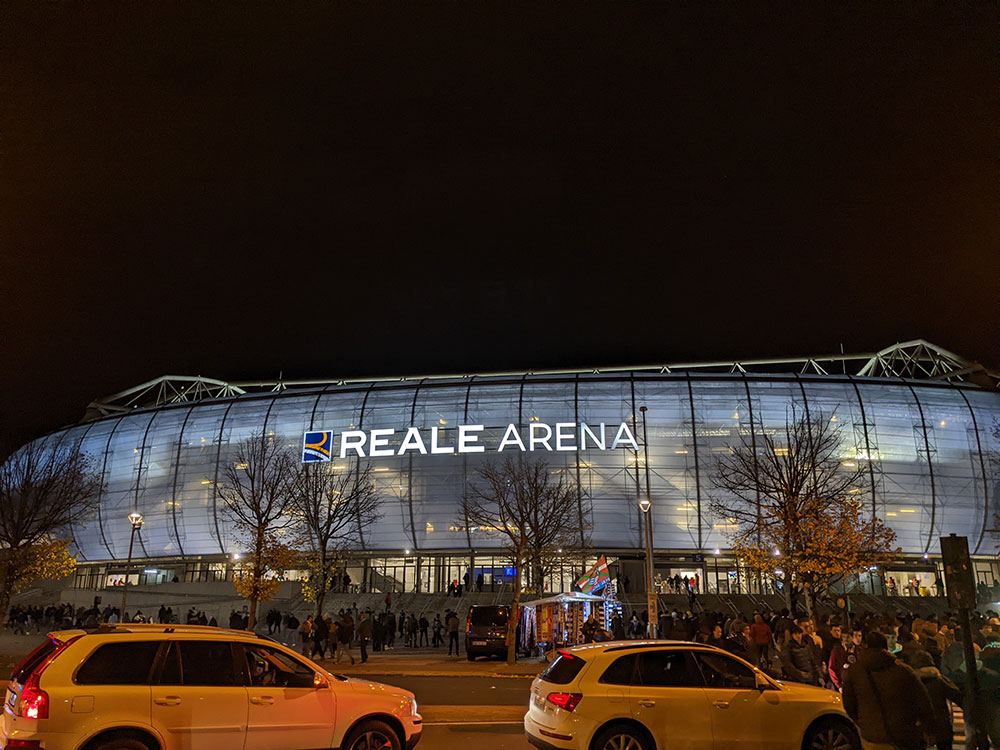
[84,339,998,422]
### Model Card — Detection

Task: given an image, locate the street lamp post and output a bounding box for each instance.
[639,406,656,637]
[121,512,144,621]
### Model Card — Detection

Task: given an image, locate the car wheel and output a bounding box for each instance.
[804,718,860,750]
[467,651,476,661]
[592,723,651,750]
[343,719,402,750]
[90,732,153,750]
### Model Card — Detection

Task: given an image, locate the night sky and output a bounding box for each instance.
[2,3,997,450]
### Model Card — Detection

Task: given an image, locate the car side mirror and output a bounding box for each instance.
[313,673,330,689]
[755,672,773,691]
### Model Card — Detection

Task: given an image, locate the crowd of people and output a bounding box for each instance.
[593,605,1000,749]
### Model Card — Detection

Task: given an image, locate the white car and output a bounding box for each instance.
[524,640,858,750]
[2,623,422,750]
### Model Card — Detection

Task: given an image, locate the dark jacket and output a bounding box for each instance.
[780,637,822,685]
[913,662,962,745]
[843,648,934,750]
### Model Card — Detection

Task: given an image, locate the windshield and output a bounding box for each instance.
[470,607,508,627]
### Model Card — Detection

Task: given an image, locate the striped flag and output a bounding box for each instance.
[576,556,611,594]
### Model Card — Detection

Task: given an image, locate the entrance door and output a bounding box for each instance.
[151,640,247,750]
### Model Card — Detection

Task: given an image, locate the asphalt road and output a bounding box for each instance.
[359,674,535,750]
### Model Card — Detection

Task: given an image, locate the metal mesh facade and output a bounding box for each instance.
[32,372,1000,562]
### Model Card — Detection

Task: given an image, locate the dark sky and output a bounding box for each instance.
[1,3,997,449]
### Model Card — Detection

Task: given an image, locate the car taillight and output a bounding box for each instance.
[5,739,42,748]
[18,674,48,720]
[546,692,583,712]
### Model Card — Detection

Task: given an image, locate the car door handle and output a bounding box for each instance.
[712,700,730,709]
[154,696,182,706]
[638,700,655,708]
[250,696,275,705]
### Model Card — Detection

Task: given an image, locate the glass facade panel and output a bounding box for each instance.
[24,375,1000,563]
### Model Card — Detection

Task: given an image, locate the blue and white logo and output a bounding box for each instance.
[302,431,334,463]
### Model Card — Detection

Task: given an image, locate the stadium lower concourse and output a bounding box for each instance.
[21,341,1000,597]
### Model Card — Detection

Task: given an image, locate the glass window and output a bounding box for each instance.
[76,641,160,685]
[599,654,636,685]
[157,641,238,686]
[635,650,702,687]
[241,644,315,688]
[694,651,757,689]
[539,653,587,685]
[470,606,509,627]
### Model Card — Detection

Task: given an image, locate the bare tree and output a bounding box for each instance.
[0,441,102,625]
[711,410,898,615]
[291,460,381,617]
[217,432,297,631]
[462,455,586,663]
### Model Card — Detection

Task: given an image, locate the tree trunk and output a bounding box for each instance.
[507,555,522,665]
[783,574,793,614]
[248,596,258,632]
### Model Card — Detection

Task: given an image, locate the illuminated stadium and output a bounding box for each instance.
[24,341,1000,595]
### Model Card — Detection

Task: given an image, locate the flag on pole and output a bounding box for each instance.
[575,556,611,594]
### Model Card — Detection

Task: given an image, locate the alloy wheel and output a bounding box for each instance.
[600,733,646,750]
[809,725,856,750]
[349,730,395,750]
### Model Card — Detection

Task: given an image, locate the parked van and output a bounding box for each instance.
[465,605,511,661]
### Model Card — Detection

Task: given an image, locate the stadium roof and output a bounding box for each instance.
[84,339,999,421]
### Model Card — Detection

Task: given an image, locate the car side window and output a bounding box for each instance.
[599,654,636,685]
[694,651,757,689]
[241,644,315,688]
[635,650,703,688]
[156,641,239,686]
[75,641,160,685]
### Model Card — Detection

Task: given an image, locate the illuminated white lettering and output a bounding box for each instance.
[610,421,639,450]
[530,423,553,451]
[339,430,367,458]
[458,424,485,453]
[555,422,576,451]
[368,428,395,457]
[580,423,606,450]
[497,423,526,452]
[397,427,428,456]
[430,426,454,454]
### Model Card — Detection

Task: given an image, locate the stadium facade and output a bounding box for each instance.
[25,341,1000,595]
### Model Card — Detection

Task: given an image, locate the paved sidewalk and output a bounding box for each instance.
[311,646,547,678]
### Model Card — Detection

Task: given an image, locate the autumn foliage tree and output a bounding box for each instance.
[0,441,102,626]
[711,411,898,615]
[291,460,381,618]
[461,455,587,664]
[217,432,297,631]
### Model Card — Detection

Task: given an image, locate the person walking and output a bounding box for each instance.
[843,631,934,750]
[446,610,460,656]
[336,612,356,665]
[310,614,329,660]
[780,625,823,686]
[357,613,372,664]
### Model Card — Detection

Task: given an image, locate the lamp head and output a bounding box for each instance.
[638,498,651,513]
[127,512,144,529]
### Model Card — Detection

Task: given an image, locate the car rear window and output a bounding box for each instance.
[470,607,508,627]
[10,639,59,684]
[539,653,587,685]
[76,641,160,685]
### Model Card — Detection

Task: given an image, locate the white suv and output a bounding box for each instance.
[524,640,859,750]
[2,623,422,750]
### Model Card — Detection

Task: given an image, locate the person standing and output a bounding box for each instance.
[299,615,313,655]
[418,614,429,647]
[909,649,961,750]
[780,625,823,686]
[357,613,372,664]
[432,615,443,647]
[843,631,934,750]
[446,610,460,656]
[749,613,773,670]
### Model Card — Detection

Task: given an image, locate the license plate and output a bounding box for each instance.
[473,641,487,646]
